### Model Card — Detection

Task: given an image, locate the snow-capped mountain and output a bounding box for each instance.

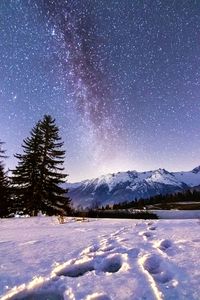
[67,167,200,208]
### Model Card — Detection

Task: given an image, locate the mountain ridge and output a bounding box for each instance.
[66,166,200,209]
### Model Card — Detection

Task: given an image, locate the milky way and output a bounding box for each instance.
[39,0,121,161]
[1,1,200,181]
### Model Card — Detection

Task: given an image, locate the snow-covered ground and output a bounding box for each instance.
[0,216,200,300]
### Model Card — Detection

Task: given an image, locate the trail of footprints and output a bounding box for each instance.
[5,227,133,300]
[4,223,179,300]
[54,242,124,278]
[138,221,179,299]
[55,227,133,279]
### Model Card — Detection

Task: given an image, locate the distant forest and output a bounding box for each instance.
[109,189,200,210]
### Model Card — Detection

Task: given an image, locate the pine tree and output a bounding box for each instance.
[0,141,10,217]
[12,122,43,214]
[38,115,70,215]
[12,115,71,216]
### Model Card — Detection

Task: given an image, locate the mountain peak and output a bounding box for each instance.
[154,168,170,175]
[192,166,200,174]
[67,167,200,208]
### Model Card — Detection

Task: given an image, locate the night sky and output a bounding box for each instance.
[1,0,200,182]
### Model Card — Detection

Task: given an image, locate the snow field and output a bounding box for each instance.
[0,217,200,299]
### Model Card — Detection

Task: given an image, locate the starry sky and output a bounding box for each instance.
[1,0,200,182]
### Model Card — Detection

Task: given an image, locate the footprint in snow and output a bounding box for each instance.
[81,239,115,256]
[155,239,176,256]
[148,225,157,231]
[158,239,172,251]
[147,221,155,226]
[98,254,123,273]
[141,253,173,284]
[5,239,126,300]
[81,244,100,255]
[139,231,153,240]
[55,258,94,277]
[54,253,123,278]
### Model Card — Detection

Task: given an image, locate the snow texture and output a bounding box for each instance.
[1,216,200,299]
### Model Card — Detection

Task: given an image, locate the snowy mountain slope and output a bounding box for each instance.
[67,167,200,208]
[173,166,200,187]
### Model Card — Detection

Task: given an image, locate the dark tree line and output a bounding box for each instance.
[0,141,10,217]
[112,189,200,210]
[72,209,158,219]
[0,115,71,218]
